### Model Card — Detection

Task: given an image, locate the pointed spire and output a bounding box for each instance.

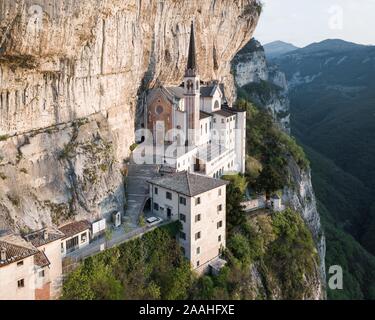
[186,21,197,76]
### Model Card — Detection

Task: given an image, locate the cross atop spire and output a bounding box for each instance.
[186,21,197,77]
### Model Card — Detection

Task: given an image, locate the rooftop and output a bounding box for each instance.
[59,220,91,239]
[0,234,39,268]
[200,85,217,97]
[34,251,50,268]
[166,86,185,100]
[24,227,65,247]
[212,108,237,118]
[200,111,212,120]
[148,171,229,197]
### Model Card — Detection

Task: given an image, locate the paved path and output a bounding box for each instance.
[125,163,160,227]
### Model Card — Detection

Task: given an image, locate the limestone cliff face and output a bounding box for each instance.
[285,159,327,299]
[232,39,290,131]
[0,0,261,231]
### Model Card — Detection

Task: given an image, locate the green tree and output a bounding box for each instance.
[225,181,246,232]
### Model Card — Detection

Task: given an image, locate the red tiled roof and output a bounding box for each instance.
[34,251,50,268]
[59,220,91,239]
[0,235,39,268]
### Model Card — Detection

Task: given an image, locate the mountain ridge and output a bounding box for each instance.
[273,37,375,299]
[263,40,299,59]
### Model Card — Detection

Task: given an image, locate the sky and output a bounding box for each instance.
[254,0,375,48]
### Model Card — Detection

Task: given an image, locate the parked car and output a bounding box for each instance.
[146,217,163,226]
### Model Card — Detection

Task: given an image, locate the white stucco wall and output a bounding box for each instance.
[0,255,36,300]
[37,240,63,299]
[149,183,227,272]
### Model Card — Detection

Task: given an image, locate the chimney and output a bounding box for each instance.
[0,247,6,262]
[43,230,48,241]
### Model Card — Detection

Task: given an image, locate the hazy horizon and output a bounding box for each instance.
[254,0,375,47]
[262,38,375,50]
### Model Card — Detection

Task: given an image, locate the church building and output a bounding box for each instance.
[144,22,246,178]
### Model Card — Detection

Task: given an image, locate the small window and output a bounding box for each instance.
[81,233,87,243]
[39,270,45,278]
[17,279,25,288]
[17,261,24,267]
[180,214,186,223]
[166,192,172,200]
[180,232,186,240]
[218,204,223,212]
[61,243,64,253]
[196,247,201,255]
[195,232,201,241]
[154,203,159,211]
[156,105,164,115]
[197,261,200,267]
[221,119,225,124]
[181,246,186,255]
[218,188,222,196]
[217,221,223,229]
[195,214,201,223]
[213,118,217,123]
[218,235,222,242]
[179,197,186,206]
[195,197,201,206]
[155,187,158,195]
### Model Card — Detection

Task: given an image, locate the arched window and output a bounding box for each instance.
[186,80,194,92]
[214,101,220,109]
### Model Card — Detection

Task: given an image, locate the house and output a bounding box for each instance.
[143,22,246,178]
[0,230,63,300]
[0,234,39,300]
[59,220,91,257]
[148,171,229,274]
[23,227,65,299]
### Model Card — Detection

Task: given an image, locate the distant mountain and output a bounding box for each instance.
[274,39,375,90]
[263,41,299,59]
[297,39,366,54]
[274,41,375,253]
[273,39,375,299]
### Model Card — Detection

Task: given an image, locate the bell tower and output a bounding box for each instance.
[184,21,200,146]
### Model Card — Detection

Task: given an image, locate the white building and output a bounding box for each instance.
[148,171,229,274]
[144,22,246,178]
[0,229,64,300]
[59,220,91,257]
[24,227,65,299]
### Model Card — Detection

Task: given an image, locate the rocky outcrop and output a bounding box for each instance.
[232,39,290,131]
[0,113,125,231]
[0,0,261,231]
[232,38,326,299]
[285,158,327,299]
